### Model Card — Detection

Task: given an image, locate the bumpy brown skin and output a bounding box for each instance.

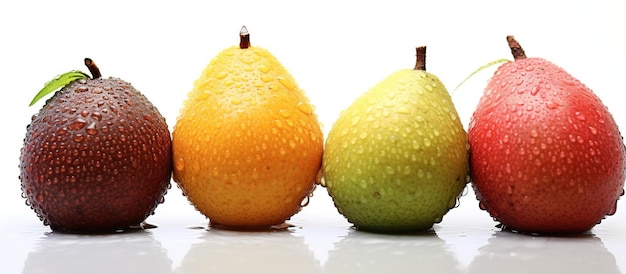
[20,78,172,233]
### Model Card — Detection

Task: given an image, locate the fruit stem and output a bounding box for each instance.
[506,36,527,60]
[414,46,426,71]
[84,58,102,79]
[240,26,250,49]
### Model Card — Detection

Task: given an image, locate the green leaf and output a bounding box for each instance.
[452,58,512,95]
[29,70,90,106]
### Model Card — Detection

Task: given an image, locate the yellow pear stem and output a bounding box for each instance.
[84,58,101,79]
[507,35,527,60]
[414,46,427,71]
[239,26,250,49]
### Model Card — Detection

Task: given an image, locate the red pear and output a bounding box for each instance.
[468,36,625,234]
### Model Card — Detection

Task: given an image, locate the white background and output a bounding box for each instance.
[1,0,625,273]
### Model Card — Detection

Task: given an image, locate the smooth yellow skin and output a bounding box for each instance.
[323,69,469,232]
[173,45,323,228]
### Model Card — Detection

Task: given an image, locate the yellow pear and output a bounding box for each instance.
[323,47,469,232]
[173,27,324,229]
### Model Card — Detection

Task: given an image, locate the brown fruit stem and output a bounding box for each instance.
[239,26,250,49]
[84,58,102,79]
[506,35,527,60]
[414,46,427,71]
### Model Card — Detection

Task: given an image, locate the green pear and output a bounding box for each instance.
[322,47,469,233]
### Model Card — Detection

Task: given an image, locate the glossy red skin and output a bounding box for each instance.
[468,57,626,234]
[20,78,172,233]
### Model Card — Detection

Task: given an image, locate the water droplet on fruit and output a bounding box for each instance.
[448,198,457,209]
[568,134,577,143]
[351,116,360,126]
[479,202,488,210]
[73,134,84,143]
[175,157,185,171]
[35,193,44,203]
[385,166,395,175]
[223,78,235,86]
[396,106,410,114]
[296,102,312,115]
[257,63,270,73]
[300,195,310,207]
[530,85,540,96]
[277,76,295,90]
[88,112,102,121]
[402,166,411,175]
[75,86,88,92]
[319,175,327,187]
[530,130,538,138]
[85,122,97,135]
[576,112,586,121]
[606,201,618,216]
[411,140,420,149]
[546,101,560,109]
[216,71,228,79]
[279,109,290,118]
[423,138,431,147]
[68,118,87,130]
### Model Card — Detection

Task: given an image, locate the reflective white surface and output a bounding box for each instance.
[1,0,625,273]
[2,186,626,274]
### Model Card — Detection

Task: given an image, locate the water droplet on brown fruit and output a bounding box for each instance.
[19,60,172,233]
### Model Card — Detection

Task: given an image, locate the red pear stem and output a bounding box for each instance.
[84,58,102,79]
[506,35,527,60]
[239,26,250,49]
[414,46,427,71]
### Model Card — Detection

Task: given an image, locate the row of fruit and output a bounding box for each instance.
[19,26,626,235]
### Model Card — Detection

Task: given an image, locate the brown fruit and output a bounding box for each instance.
[19,58,172,233]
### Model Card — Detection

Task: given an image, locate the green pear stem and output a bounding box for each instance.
[506,36,527,60]
[84,58,102,79]
[414,46,426,71]
[239,26,250,49]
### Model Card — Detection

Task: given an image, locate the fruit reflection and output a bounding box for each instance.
[22,230,172,274]
[174,227,321,273]
[324,229,463,273]
[468,232,619,274]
